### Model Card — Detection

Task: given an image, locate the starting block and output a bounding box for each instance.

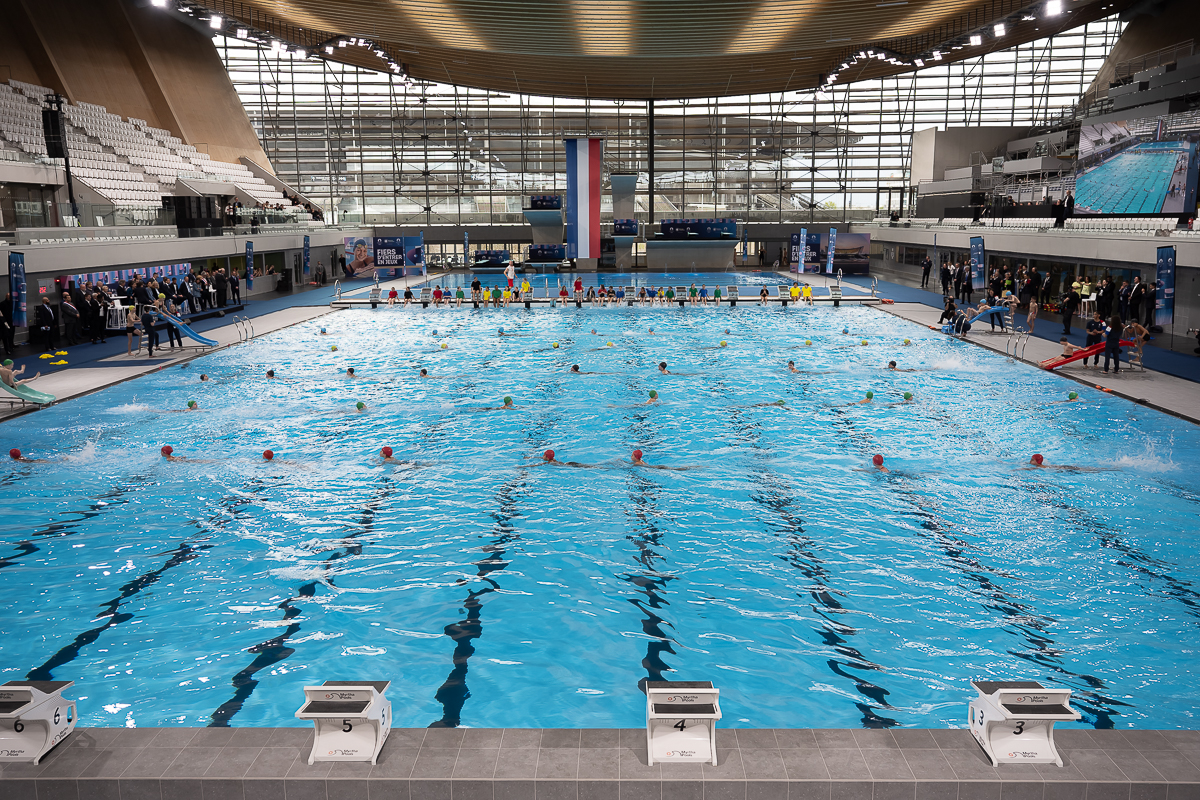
[645,681,721,766]
[968,680,1080,767]
[0,681,76,764]
[295,681,391,765]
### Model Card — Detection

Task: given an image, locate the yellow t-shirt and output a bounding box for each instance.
[790,286,800,299]
[502,288,512,300]
[802,285,812,298]
[520,281,530,293]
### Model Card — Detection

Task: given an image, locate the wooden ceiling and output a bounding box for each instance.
[202,0,1133,98]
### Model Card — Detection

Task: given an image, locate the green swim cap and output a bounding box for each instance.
[504,396,512,404]
[187,400,196,408]
[903,392,913,400]
[1068,391,1078,400]
[866,392,874,399]
[2,359,12,366]
[356,401,366,410]
[777,399,786,405]
[649,390,658,399]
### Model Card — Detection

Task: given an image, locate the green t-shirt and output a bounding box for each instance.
[689,287,698,297]
[714,287,722,298]
[491,288,501,299]
[666,289,675,299]
[456,288,465,298]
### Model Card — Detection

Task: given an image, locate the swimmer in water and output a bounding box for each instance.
[8,448,53,463]
[788,361,798,373]
[855,392,874,404]
[658,362,670,374]
[628,449,701,471]
[319,328,329,335]
[887,361,897,370]
[745,399,788,408]
[419,368,429,377]
[159,445,209,463]
[346,367,358,377]
[1024,453,1115,472]
[646,390,659,404]
[355,401,368,413]
[266,369,276,379]
[470,396,517,412]
[531,449,596,468]
[200,374,210,382]
[871,454,889,473]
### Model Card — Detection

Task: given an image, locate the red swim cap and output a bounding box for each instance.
[161,445,173,457]
[9,448,20,460]
[1031,453,1044,465]
[632,449,643,460]
[263,450,274,461]
[872,454,884,467]
[382,446,393,458]
[544,449,554,461]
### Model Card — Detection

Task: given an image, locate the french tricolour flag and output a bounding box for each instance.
[564,138,603,260]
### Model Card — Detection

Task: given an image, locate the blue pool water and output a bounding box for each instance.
[2,305,1199,731]
[424,271,794,291]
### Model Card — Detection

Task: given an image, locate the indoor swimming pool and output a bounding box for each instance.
[2,305,1199,731]
[422,271,799,291]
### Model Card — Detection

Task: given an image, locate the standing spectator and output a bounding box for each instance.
[962,263,974,305]
[920,255,932,289]
[1118,278,1132,322]
[939,262,951,297]
[0,290,15,356]
[140,305,158,357]
[1060,285,1080,335]
[339,253,349,278]
[229,270,241,305]
[1066,191,1075,218]
[1098,277,1115,320]
[61,292,80,345]
[952,262,963,301]
[1084,311,1105,367]
[214,269,229,308]
[86,292,108,344]
[35,297,56,351]
[1128,276,1145,326]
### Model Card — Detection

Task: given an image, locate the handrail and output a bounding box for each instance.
[871,277,878,297]
[333,280,342,300]
[836,268,843,287]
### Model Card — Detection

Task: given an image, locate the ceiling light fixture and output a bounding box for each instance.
[296,49,306,58]
[914,58,925,66]
[325,45,333,54]
[970,34,982,45]
[994,23,1006,36]
[932,50,942,60]
[1045,0,1063,15]
[151,0,167,6]
[235,28,248,39]
[209,14,222,28]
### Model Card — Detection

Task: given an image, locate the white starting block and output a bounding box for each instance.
[295,681,391,765]
[645,681,721,766]
[968,680,1080,767]
[0,681,76,764]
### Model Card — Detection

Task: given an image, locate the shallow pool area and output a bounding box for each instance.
[2,304,1199,731]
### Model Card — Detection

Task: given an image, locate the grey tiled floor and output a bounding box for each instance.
[1,728,1198,800]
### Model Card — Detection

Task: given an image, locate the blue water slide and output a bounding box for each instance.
[153,310,219,347]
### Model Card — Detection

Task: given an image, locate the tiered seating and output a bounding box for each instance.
[0,82,50,158]
[0,79,290,209]
[1064,218,1173,235]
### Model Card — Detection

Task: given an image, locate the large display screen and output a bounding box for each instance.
[1074,112,1200,216]
[800,232,870,274]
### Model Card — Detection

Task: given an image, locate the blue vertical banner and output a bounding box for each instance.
[969,236,985,287]
[303,235,311,275]
[825,228,837,274]
[464,231,469,268]
[8,252,27,327]
[245,241,254,291]
[1156,245,1176,327]
[741,225,748,262]
[373,237,404,277]
[932,232,938,272]
[789,233,801,270]
[403,234,426,276]
[798,228,807,271]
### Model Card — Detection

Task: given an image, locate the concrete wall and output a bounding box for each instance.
[910,126,1024,187]
[1084,0,1200,100]
[0,0,270,169]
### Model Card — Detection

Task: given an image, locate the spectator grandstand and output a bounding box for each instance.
[0,79,288,209]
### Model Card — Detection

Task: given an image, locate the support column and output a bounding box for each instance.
[647,99,655,227]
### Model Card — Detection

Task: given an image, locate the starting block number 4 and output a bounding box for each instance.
[295,681,391,765]
[645,681,722,766]
[0,681,77,764]
[968,680,1080,767]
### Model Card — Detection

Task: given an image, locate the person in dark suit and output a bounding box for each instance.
[229,270,241,305]
[1128,277,1146,325]
[0,291,15,356]
[961,264,974,305]
[940,263,952,297]
[176,279,193,315]
[34,297,56,351]
[1060,287,1080,335]
[920,256,932,289]
[214,269,229,308]
[1144,278,1157,327]
[1097,278,1115,319]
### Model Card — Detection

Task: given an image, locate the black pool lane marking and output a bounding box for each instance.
[830,410,1131,729]
[208,477,395,727]
[26,539,213,681]
[426,408,556,727]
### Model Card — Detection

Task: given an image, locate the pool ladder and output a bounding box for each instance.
[871,276,879,297]
[333,280,342,300]
[233,315,255,344]
[1006,332,1030,362]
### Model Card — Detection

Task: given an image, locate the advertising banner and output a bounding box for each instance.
[741,225,748,261]
[790,233,801,269]
[464,231,469,268]
[969,236,985,287]
[303,235,310,275]
[805,231,819,270]
[344,237,375,277]
[403,235,425,276]
[825,228,837,274]
[373,237,404,276]
[245,241,254,290]
[8,252,27,327]
[1156,245,1176,328]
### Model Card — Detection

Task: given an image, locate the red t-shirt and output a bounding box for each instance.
[388,289,398,298]
[559,287,569,297]
[433,289,443,300]
[574,278,583,292]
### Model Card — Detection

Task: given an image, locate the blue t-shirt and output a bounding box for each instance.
[1086,319,1104,336]
[699,288,708,297]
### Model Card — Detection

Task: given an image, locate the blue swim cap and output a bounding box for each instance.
[842,328,849,334]
[432,329,438,336]
[498,327,504,334]
[320,327,326,333]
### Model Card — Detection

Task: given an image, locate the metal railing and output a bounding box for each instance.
[1114,40,1194,82]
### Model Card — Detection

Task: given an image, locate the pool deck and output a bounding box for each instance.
[2,726,1198,800]
[876,302,1200,425]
